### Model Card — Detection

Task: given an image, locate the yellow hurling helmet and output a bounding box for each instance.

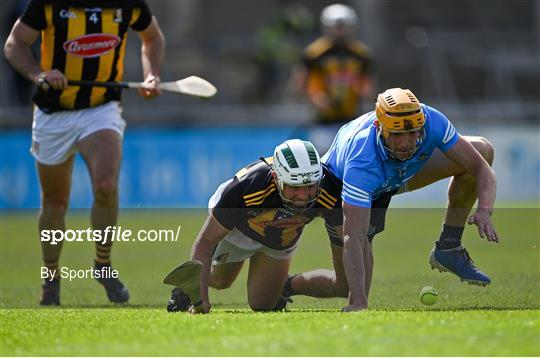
[375,88,425,138]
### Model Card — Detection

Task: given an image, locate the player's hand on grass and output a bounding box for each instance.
[189,301,211,314]
[138,74,161,98]
[468,208,499,243]
[34,70,68,91]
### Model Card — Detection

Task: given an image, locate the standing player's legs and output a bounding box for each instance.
[247,252,291,311]
[37,156,75,305]
[78,129,129,302]
[405,136,495,285]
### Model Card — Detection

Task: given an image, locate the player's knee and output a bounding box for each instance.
[93,177,118,201]
[41,196,69,215]
[210,277,233,290]
[249,301,275,312]
[473,137,495,166]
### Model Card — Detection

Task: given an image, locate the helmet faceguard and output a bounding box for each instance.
[272,139,323,212]
[375,88,426,161]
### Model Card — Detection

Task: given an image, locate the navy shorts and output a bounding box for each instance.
[367,189,398,242]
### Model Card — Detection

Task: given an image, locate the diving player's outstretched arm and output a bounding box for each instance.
[190,215,230,314]
[341,202,372,311]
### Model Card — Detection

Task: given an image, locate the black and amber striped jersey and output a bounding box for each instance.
[211,158,343,250]
[20,0,152,113]
[302,36,372,124]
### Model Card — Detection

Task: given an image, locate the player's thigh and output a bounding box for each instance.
[407,136,493,191]
[247,252,291,310]
[330,243,349,295]
[210,261,244,290]
[37,155,75,207]
[405,147,460,191]
[77,129,122,188]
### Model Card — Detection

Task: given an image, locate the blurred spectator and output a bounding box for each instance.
[249,0,315,102]
[292,3,374,151]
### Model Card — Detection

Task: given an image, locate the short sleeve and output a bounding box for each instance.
[130,0,153,31]
[322,208,343,227]
[341,165,380,208]
[210,179,243,231]
[19,0,46,31]
[318,167,343,226]
[424,105,459,152]
[324,221,343,247]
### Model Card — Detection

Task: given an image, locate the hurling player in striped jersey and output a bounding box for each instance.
[167,140,349,313]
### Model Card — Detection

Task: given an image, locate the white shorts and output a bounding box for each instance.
[208,179,298,266]
[31,101,126,165]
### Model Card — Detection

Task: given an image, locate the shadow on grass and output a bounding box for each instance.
[4,304,538,311]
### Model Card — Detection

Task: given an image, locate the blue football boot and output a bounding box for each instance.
[429,245,491,286]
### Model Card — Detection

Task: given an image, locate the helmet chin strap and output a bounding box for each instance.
[276,179,321,213]
[281,197,317,213]
[385,145,418,162]
[379,129,424,162]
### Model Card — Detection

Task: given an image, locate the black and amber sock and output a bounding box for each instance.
[95,242,112,266]
[43,258,60,280]
[436,224,464,250]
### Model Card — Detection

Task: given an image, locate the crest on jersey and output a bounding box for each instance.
[63,34,121,58]
[113,8,123,23]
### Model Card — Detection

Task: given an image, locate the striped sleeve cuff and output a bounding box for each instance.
[440,122,459,152]
[442,122,457,144]
[342,181,372,208]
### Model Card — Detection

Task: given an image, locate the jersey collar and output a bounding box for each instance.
[375,129,389,160]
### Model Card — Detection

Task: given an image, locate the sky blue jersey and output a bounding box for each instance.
[321,104,459,208]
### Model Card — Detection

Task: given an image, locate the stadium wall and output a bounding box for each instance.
[0,125,538,208]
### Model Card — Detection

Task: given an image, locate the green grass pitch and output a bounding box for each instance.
[1,208,539,355]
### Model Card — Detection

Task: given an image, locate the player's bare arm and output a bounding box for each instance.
[444,135,499,242]
[3,20,67,90]
[137,16,165,98]
[341,202,372,311]
[189,214,230,314]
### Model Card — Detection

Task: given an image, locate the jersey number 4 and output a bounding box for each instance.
[89,13,99,24]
